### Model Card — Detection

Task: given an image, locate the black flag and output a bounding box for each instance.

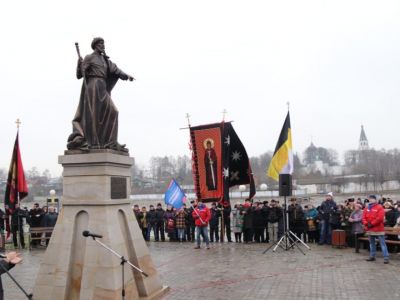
[222,122,255,203]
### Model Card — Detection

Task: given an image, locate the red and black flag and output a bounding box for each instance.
[189,121,255,203]
[4,133,28,236]
[222,122,255,203]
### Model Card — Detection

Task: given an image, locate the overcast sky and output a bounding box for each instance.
[1,0,399,176]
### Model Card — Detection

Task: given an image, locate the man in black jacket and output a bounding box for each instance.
[318,192,337,245]
[209,203,221,242]
[0,251,23,300]
[268,200,283,242]
[288,198,305,241]
[146,205,158,241]
[186,203,196,242]
[262,201,270,243]
[221,202,232,242]
[253,202,265,243]
[29,203,43,248]
[155,203,165,242]
[11,204,26,249]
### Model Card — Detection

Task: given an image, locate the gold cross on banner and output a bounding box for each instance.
[15,118,21,129]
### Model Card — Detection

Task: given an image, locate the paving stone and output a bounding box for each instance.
[3,242,400,299]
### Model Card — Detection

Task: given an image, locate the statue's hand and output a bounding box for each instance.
[128,75,135,81]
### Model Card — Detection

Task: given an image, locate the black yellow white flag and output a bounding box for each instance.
[267,112,293,181]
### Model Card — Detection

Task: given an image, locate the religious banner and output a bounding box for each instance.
[190,123,224,202]
[190,122,255,203]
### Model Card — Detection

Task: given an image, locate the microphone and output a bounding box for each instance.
[82,230,103,239]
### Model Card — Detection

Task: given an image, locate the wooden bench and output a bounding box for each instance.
[29,227,54,249]
[355,227,400,253]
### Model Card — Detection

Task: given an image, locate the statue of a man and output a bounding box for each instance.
[67,37,134,152]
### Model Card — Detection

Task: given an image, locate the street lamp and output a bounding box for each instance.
[47,189,59,212]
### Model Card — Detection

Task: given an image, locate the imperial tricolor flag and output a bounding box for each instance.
[4,132,28,237]
[164,179,187,209]
[267,112,293,181]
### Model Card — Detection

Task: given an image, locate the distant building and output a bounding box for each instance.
[359,125,369,151]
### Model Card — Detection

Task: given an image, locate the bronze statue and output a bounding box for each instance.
[67,37,134,152]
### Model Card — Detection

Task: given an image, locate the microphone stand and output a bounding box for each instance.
[0,261,33,299]
[89,236,148,300]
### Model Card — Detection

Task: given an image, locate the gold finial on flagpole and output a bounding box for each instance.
[222,109,227,121]
[15,118,21,129]
[186,113,191,127]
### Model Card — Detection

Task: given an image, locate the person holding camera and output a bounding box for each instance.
[362,195,389,264]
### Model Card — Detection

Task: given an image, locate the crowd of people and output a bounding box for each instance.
[0,203,59,250]
[133,193,400,259]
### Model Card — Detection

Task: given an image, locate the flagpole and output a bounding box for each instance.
[15,119,22,249]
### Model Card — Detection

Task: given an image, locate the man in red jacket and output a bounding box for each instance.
[192,200,211,249]
[362,195,389,264]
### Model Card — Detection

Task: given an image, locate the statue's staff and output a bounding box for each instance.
[74,42,86,82]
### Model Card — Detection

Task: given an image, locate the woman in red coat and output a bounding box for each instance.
[362,195,389,264]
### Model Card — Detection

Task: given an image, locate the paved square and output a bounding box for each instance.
[4,242,400,299]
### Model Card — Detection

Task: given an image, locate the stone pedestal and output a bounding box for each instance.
[33,150,168,300]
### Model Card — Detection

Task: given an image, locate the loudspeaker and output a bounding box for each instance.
[279,174,292,197]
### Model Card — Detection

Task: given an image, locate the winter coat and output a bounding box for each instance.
[175,210,187,229]
[305,208,318,231]
[29,208,44,227]
[362,203,385,233]
[140,212,148,229]
[319,200,337,221]
[384,209,397,227]
[147,209,158,225]
[209,208,221,228]
[241,205,253,230]
[268,207,283,223]
[133,210,142,228]
[192,205,211,227]
[262,206,270,226]
[288,204,304,226]
[349,210,364,234]
[155,208,165,224]
[186,207,195,226]
[231,208,243,233]
[252,207,265,229]
[41,212,58,227]
[164,210,176,233]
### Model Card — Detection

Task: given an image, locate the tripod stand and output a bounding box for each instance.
[263,195,311,255]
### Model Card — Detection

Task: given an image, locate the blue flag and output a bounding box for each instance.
[164,179,187,209]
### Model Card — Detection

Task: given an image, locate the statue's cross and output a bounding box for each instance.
[15,118,21,129]
[186,113,191,127]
